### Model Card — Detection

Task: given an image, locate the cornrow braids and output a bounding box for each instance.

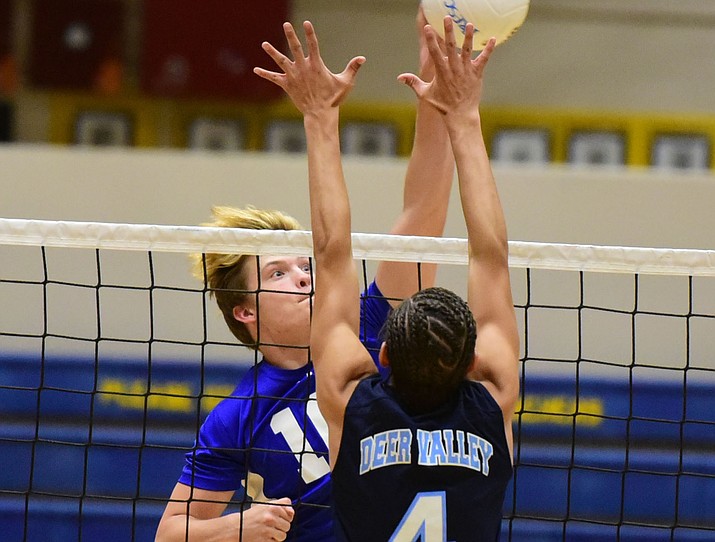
[385,287,477,414]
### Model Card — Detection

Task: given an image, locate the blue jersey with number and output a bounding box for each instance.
[179,281,391,542]
[332,375,513,542]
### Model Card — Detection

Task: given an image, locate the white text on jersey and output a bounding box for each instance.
[359,428,493,476]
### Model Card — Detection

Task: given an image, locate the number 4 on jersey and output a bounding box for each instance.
[390,491,448,542]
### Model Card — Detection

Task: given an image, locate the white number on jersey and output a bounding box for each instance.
[270,392,331,484]
[389,491,447,542]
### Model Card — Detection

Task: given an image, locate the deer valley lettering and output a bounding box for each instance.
[359,428,494,475]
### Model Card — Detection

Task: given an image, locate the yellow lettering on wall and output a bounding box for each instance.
[147,382,194,413]
[97,379,239,415]
[98,378,194,413]
[519,394,604,427]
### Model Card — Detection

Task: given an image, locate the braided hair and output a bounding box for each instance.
[384,287,477,414]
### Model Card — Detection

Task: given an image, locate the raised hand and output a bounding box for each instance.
[399,17,496,120]
[254,21,365,116]
[416,6,446,81]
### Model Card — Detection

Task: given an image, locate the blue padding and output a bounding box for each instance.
[501,519,715,542]
[517,374,715,445]
[2,430,714,524]
[0,352,249,424]
[1,494,713,542]
[0,495,164,542]
[2,353,714,454]
[3,353,714,446]
[502,445,715,525]
[2,352,715,538]
[0,421,196,500]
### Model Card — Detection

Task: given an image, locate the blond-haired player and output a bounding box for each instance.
[156,8,459,542]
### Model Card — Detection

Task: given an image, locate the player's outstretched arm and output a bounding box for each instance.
[400,18,520,452]
[254,21,376,464]
[155,483,294,542]
[375,7,455,303]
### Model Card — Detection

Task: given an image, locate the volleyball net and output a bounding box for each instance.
[1,218,714,541]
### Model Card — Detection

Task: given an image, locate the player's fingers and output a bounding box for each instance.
[273,515,292,533]
[460,23,475,62]
[435,31,449,56]
[398,73,447,114]
[473,37,497,73]
[271,497,295,521]
[423,25,448,78]
[260,41,292,72]
[283,22,306,63]
[303,21,322,63]
[442,16,460,71]
[253,67,286,88]
[341,56,366,82]
[397,73,426,96]
[270,502,294,541]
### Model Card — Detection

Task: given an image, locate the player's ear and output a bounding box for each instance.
[233,304,256,324]
[378,342,390,368]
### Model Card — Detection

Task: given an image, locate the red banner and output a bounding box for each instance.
[141,1,290,102]
[0,0,17,93]
[28,0,124,93]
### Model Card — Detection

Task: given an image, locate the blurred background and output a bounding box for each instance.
[2,2,715,541]
[2,0,715,247]
[1,0,714,159]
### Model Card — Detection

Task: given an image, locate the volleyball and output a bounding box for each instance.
[421,0,529,48]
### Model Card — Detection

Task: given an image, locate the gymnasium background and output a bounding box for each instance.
[1,0,715,540]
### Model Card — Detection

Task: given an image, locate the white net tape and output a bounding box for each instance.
[2,218,714,276]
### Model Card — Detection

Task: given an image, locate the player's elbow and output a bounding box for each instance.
[503,373,520,411]
[312,234,351,265]
[315,380,347,429]
[497,359,521,415]
[154,505,195,542]
[154,518,173,542]
[470,238,509,267]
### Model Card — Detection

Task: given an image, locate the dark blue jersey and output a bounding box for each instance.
[332,375,513,542]
[178,281,391,542]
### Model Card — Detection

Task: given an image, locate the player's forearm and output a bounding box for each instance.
[449,117,509,263]
[304,110,352,263]
[377,103,453,300]
[399,101,454,236]
[405,13,454,233]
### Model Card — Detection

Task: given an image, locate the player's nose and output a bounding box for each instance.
[296,267,312,290]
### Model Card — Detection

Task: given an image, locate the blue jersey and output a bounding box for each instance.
[179,281,391,541]
[331,375,513,542]
[360,280,391,378]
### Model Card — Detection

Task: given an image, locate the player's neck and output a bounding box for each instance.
[260,344,310,370]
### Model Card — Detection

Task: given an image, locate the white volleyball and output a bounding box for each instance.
[421,0,530,49]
